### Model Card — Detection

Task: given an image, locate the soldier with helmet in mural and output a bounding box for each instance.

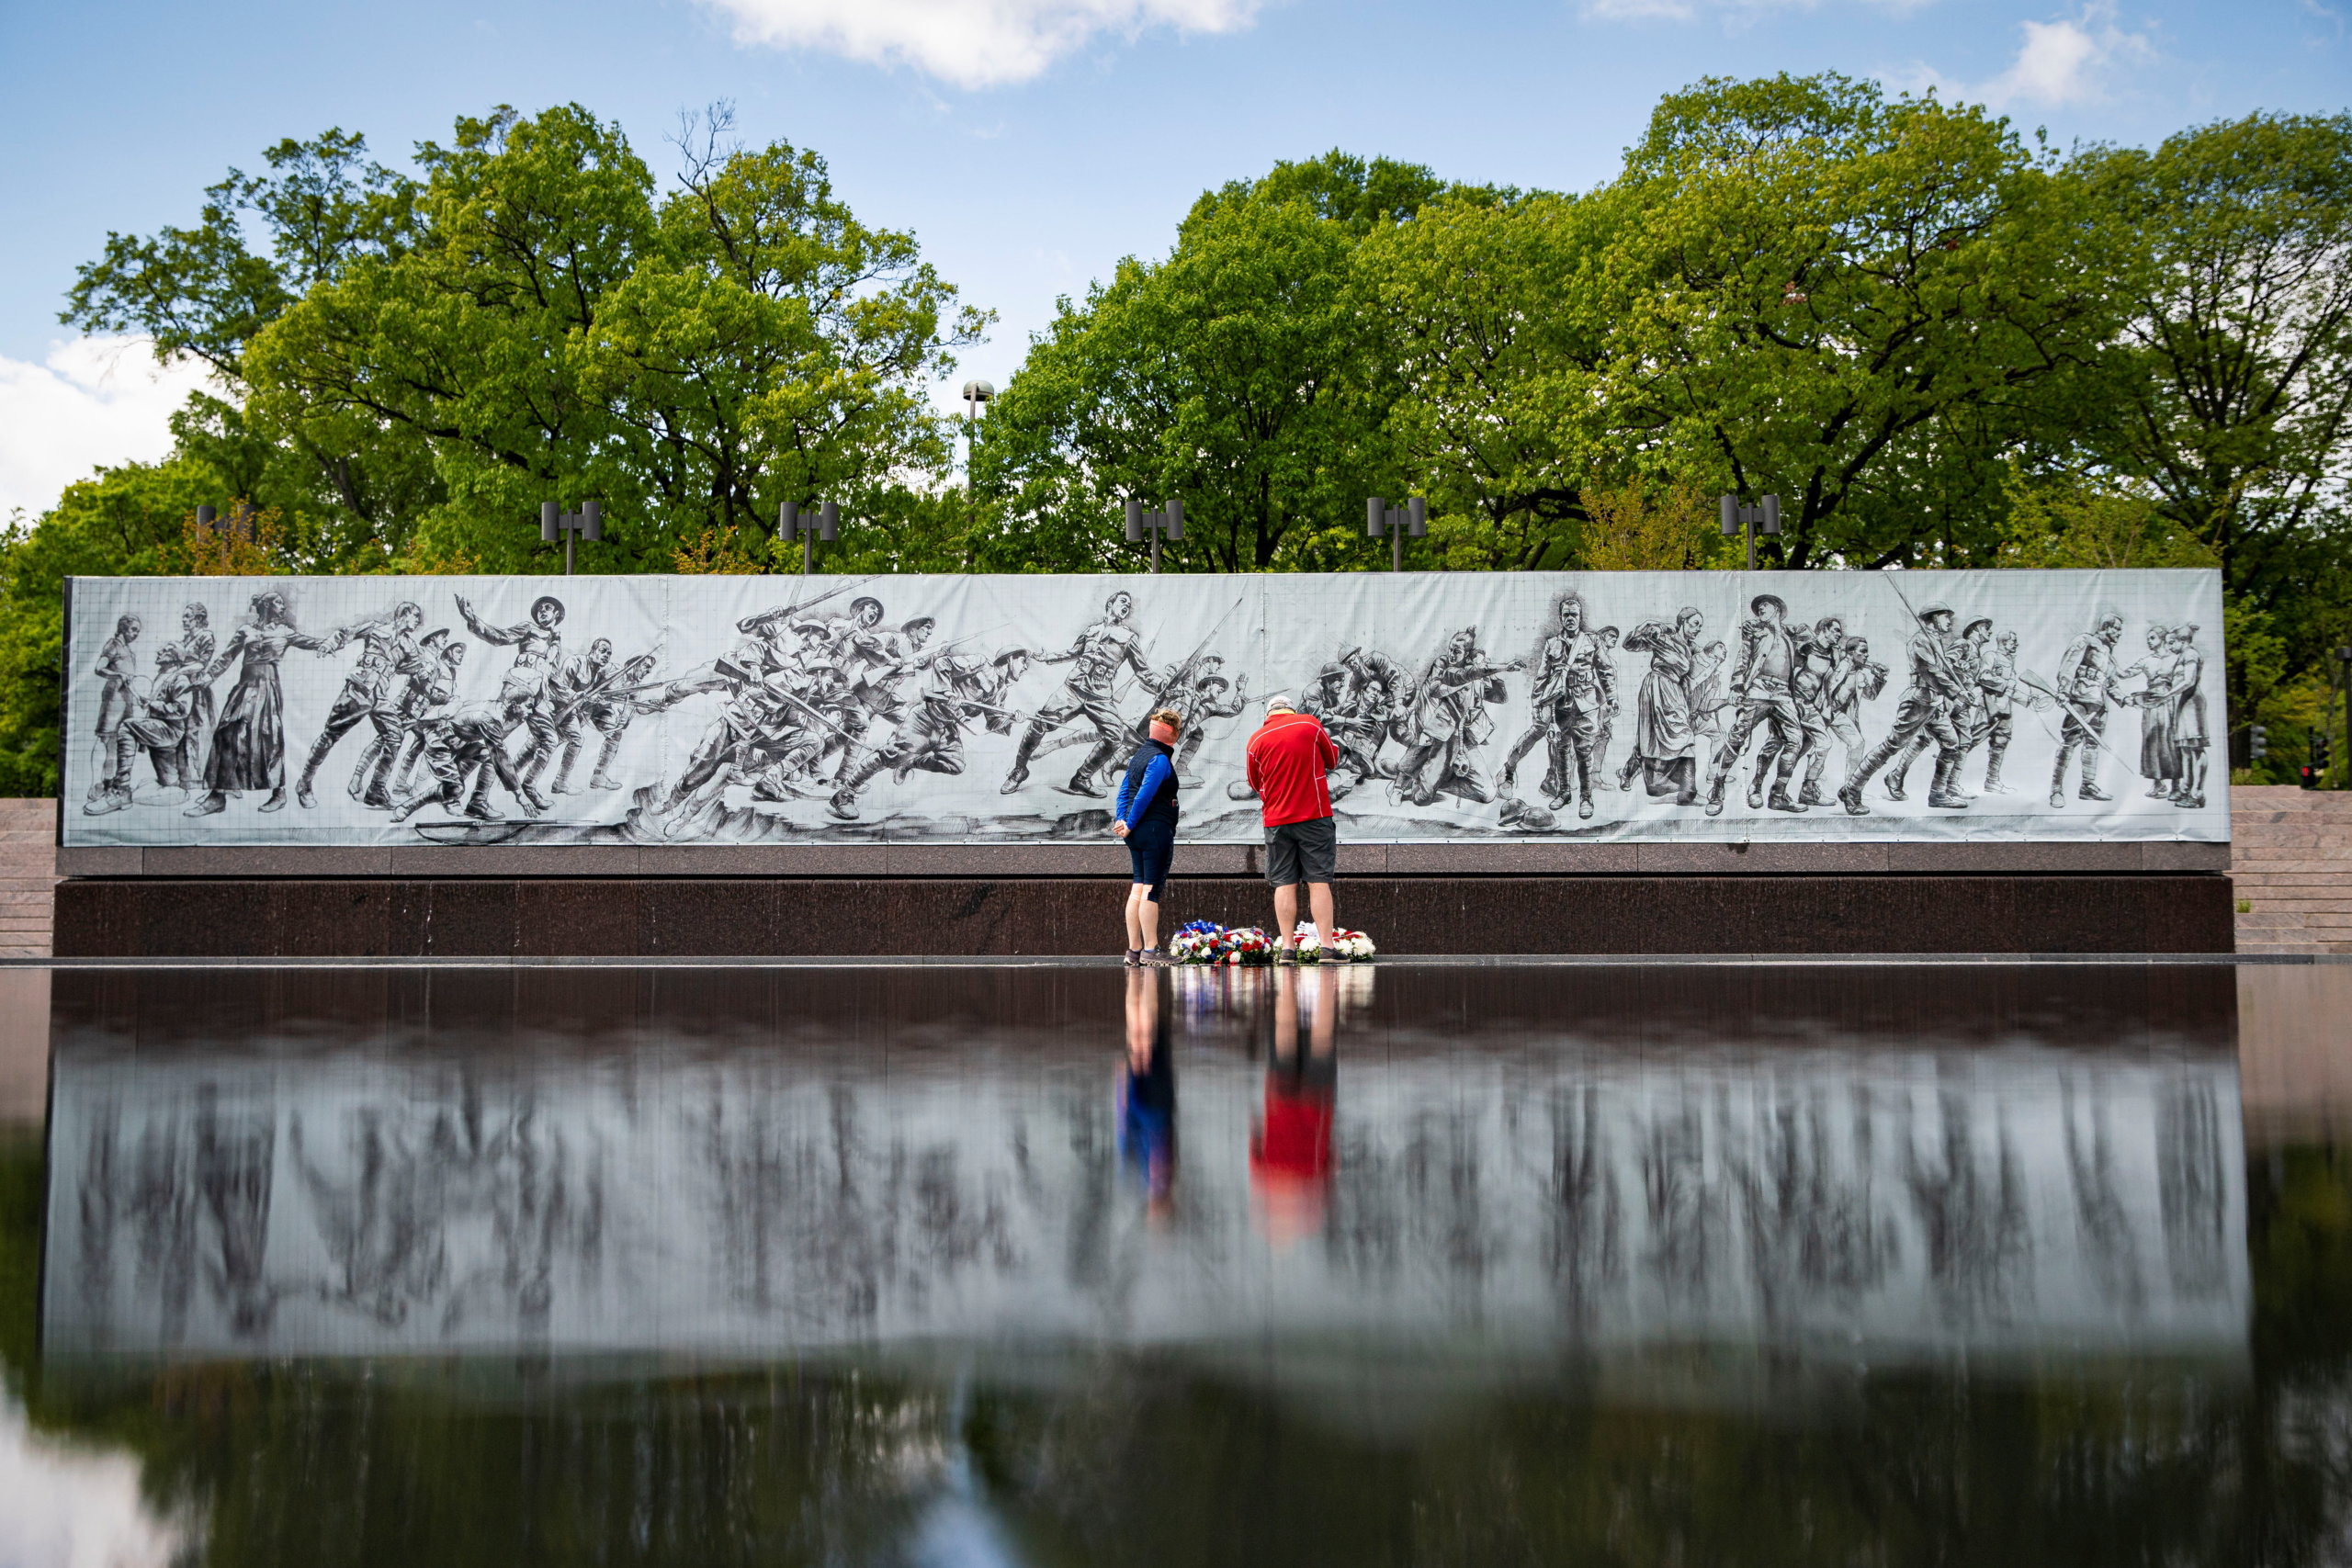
[1703,592,1809,816]
[1838,602,1974,814]
[2046,607,2131,809]
[1501,591,1616,819]
[294,600,424,809]
[1884,613,1996,804]
[1001,590,1165,797]
[456,592,566,814]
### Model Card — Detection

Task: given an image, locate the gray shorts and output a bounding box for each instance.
[1264,816,1337,886]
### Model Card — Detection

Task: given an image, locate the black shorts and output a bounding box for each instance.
[1126,818,1175,902]
[1264,816,1337,886]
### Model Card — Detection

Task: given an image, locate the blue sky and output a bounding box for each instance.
[0,0,2344,517]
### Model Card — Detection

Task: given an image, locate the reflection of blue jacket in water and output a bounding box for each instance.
[1119,1030,1178,1196]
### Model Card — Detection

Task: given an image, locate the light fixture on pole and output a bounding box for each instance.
[1124,497,1183,574]
[778,499,839,576]
[2338,644,2351,789]
[961,379,994,550]
[1718,493,1781,571]
[1366,496,1427,571]
[540,500,602,576]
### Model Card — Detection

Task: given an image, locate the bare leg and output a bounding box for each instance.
[1124,884,1148,951]
[1138,894,1160,952]
[1274,883,1300,947]
[1307,882,1335,944]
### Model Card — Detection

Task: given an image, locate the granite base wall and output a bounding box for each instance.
[51,874,2236,957]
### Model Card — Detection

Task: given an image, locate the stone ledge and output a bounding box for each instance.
[51,873,2236,956]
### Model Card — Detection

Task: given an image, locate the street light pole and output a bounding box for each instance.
[539,500,602,576]
[1123,498,1183,573]
[962,379,994,557]
[2339,644,2351,789]
[1365,496,1427,571]
[777,500,839,575]
[1718,493,1781,571]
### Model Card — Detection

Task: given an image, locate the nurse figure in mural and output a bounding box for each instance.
[185,591,336,817]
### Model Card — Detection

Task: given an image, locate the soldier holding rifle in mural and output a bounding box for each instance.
[1702,593,1809,817]
[456,592,566,815]
[1001,590,1165,798]
[1838,601,1974,815]
[2040,607,2130,810]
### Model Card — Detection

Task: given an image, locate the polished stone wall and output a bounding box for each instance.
[52,872,2235,955]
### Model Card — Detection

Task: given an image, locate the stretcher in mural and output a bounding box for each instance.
[60,568,2228,847]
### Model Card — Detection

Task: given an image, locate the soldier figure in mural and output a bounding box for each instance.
[2045,608,2129,809]
[547,638,659,795]
[1972,628,2039,794]
[1619,607,1722,805]
[87,615,141,806]
[1838,603,1973,815]
[1500,592,1616,819]
[828,646,1031,818]
[187,591,338,817]
[171,604,216,791]
[455,593,565,814]
[391,695,532,823]
[82,644,202,813]
[1702,593,1810,816]
[1886,614,1994,803]
[1001,591,1165,797]
[1392,628,1523,807]
[1152,653,1249,783]
[294,600,424,808]
[360,631,466,807]
[1750,613,1843,810]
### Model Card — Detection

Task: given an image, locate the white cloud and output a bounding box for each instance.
[0,336,216,523]
[1580,0,1935,22]
[701,0,1264,87]
[1984,4,2158,107]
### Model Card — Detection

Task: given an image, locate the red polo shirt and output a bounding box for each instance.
[1246,711,1340,827]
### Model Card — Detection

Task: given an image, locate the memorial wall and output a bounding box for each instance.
[62,568,2227,849]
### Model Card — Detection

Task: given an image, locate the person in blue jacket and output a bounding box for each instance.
[1113,707,1184,964]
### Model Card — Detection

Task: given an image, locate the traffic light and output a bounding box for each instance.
[2310,730,2335,789]
[2250,724,2268,761]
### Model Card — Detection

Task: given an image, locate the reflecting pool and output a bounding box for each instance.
[4,961,2351,1565]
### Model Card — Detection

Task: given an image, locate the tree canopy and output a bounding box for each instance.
[6,80,2351,790]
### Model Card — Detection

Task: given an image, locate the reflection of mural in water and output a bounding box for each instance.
[63,569,2230,846]
[46,1030,2245,1360]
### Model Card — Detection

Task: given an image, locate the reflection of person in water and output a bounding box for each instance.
[1250,964,1337,1247]
[1117,968,1178,1220]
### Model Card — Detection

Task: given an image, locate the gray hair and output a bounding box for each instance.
[1264,694,1296,713]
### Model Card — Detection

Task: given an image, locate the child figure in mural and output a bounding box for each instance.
[186,592,337,817]
[1392,628,1523,808]
[1001,591,1165,798]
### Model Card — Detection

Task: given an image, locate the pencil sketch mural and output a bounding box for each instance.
[61,569,2228,847]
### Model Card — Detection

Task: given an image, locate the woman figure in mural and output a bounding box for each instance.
[2167,624,2211,809]
[1392,628,1524,808]
[1620,607,1720,806]
[185,592,336,817]
[2123,624,2179,800]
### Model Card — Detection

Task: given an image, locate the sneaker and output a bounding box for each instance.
[1275,944,1299,965]
[1124,949,1142,967]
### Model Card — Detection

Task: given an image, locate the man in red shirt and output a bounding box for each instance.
[1245,695,1341,962]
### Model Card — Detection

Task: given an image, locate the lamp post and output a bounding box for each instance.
[961,379,993,552]
[1124,498,1183,574]
[540,500,602,576]
[2339,645,2351,788]
[778,500,839,575]
[1365,496,1427,571]
[1719,493,1781,571]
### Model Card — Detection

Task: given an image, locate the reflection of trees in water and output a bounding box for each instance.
[2160,1079,2230,1299]
[1544,1085,1623,1329]
[1902,1092,2032,1329]
[1725,1081,1899,1327]
[2063,1079,2148,1316]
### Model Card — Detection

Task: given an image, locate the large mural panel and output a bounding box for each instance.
[61,568,2227,846]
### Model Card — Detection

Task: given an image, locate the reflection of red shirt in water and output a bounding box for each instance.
[1250,1079,1334,1245]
